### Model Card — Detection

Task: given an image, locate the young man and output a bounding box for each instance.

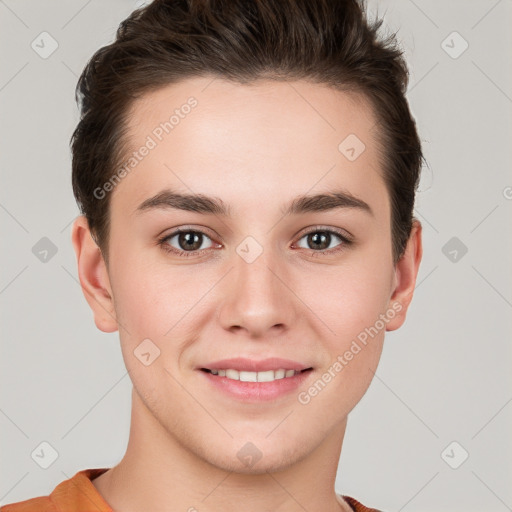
[1,1,422,511]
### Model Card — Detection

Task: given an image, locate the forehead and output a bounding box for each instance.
[112,77,387,217]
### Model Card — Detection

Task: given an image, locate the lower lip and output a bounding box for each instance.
[198,369,313,402]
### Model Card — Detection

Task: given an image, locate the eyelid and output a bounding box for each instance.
[293,225,354,244]
[157,224,220,241]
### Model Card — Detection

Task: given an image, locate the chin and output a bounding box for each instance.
[199,435,310,475]
[209,452,304,475]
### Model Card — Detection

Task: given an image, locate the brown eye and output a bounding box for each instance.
[164,230,214,252]
[307,231,330,250]
[297,230,344,251]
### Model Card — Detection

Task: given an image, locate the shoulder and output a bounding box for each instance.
[342,495,386,512]
[0,468,111,512]
[0,496,55,512]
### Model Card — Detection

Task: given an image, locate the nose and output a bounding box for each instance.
[216,243,299,338]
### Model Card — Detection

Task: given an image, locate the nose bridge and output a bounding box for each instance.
[217,235,296,336]
[236,240,279,298]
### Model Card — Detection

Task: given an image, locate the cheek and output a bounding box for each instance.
[109,261,195,404]
[296,264,389,415]
[296,255,392,404]
[111,256,190,331]
[109,258,217,370]
[303,257,393,343]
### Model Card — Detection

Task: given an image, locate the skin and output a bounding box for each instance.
[72,76,422,512]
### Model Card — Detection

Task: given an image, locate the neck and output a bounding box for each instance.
[92,388,352,512]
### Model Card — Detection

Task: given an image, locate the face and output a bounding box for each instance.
[87,77,409,473]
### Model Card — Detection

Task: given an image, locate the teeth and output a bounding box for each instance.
[208,368,304,382]
[274,369,285,379]
[256,370,276,382]
[239,371,257,382]
[226,369,239,380]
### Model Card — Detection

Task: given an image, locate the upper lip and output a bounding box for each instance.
[198,357,313,372]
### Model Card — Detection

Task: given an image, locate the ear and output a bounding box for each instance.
[71,215,118,333]
[386,219,423,331]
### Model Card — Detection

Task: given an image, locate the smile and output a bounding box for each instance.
[201,368,312,382]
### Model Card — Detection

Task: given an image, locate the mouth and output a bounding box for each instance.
[200,367,313,383]
[196,357,315,401]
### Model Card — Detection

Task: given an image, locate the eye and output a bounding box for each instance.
[295,228,352,255]
[158,228,217,256]
[157,226,353,258]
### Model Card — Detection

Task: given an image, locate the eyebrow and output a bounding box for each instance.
[135,188,373,217]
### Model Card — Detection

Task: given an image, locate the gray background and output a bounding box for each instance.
[1,1,511,511]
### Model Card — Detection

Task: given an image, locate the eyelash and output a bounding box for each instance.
[157,226,353,259]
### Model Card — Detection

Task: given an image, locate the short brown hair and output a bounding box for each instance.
[71,0,423,264]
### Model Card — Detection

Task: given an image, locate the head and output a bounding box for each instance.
[71,0,423,474]
[72,0,422,267]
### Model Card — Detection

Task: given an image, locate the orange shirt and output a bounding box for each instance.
[0,468,383,512]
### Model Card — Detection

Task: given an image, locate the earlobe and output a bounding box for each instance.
[386,219,423,332]
[71,216,118,333]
